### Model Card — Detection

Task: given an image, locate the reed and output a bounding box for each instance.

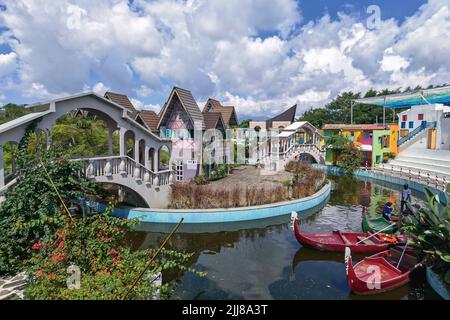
[169,163,324,209]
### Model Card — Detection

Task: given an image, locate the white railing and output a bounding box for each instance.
[370,164,448,192]
[72,155,173,186]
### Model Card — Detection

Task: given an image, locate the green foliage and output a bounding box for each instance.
[325,135,363,174]
[0,103,30,125]
[298,89,406,128]
[51,114,119,157]
[238,118,252,128]
[25,211,203,300]
[193,175,209,185]
[402,188,450,284]
[205,163,228,181]
[0,132,98,275]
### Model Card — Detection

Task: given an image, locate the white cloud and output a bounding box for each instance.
[0,0,450,118]
[0,52,17,77]
[92,82,110,95]
[130,97,161,113]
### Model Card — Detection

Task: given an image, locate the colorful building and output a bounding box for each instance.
[323,124,399,168]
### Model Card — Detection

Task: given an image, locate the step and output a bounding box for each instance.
[395,155,450,168]
[382,163,449,180]
[388,159,450,175]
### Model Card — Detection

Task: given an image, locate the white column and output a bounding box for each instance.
[119,128,126,156]
[0,145,4,188]
[153,149,159,172]
[108,127,114,156]
[144,145,150,169]
[134,139,140,162]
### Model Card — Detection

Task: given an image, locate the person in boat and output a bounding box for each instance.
[400,184,412,212]
[382,201,398,222]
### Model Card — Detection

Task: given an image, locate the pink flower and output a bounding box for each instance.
[109,248,118,255]
[32,243,40,250]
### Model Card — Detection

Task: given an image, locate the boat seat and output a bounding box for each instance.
[338,233,352,245]
[356,236,376,245]
[386,248,418,271]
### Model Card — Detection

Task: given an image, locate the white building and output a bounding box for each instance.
[398,104,450,150]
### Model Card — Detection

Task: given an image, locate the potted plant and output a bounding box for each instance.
[402,186,450,300]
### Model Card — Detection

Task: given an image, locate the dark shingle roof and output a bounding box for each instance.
[158,87,204,130]
[203,112,225,130]
[203,98,239,128]
[137,110,159,132]
[266,104,297,128]
[104,91,138,118]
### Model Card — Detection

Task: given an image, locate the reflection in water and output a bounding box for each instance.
[127,175,440,300]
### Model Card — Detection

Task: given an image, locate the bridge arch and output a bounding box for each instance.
[0,92,172,191]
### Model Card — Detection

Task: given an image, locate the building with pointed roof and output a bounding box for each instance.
[249,104,297,131]
[203,98,238,128]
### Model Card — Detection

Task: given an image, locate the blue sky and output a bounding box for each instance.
[0,0,448,119]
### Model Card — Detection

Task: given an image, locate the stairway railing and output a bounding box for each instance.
[398,121,437,147]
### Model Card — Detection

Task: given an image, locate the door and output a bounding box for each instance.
[427,128,436,149]
[400,129,409,138]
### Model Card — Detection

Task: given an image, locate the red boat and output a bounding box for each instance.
[293,219,397,253]
[345,246,418,295]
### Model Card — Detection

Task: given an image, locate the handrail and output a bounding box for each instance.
[71,155,171,175]
[398,121,436,146]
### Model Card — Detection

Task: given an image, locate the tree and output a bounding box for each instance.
[0,103,30,125]
[238,118,252,128]
[325,135,363,174]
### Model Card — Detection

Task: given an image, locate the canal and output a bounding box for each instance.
[127,175,442,300]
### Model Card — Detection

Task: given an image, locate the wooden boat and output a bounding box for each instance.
[345,246,418,295]
[293,219,397,253]
[361,207,396,235]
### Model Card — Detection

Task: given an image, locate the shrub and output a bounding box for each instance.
[25,210,203,300]
[402,187,450,286]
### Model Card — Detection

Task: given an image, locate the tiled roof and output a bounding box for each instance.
[203,98,239,127]
[266,104,297,127]
[203,112,225,130]
[104,91,137,118]
[322,124,389,131]
[137,110,159,132]
[158,87,205,130]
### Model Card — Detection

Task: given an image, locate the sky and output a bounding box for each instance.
[0,0,449,120]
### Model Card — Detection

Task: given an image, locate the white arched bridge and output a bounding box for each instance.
[264,121,325,171]
[0,92,173,207]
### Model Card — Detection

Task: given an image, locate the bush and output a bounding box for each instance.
[0,133,97,275]
[402,187,450,285]
[25,210,203,300]
[193,175,209,185]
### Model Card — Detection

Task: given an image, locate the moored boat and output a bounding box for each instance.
[291,212,399,253]
[361,207,397,235]
[345,246,418,295]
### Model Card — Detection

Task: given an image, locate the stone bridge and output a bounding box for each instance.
[0,92,173,207]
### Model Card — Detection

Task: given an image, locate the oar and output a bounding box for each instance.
[356,223,397,244]
[396,243,408,269]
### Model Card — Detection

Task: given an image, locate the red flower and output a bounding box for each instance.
[58,253,67,261]
[46,274,57,280]
[109,248,118,255]
[32,243,40,250]
[50,254,58,261]
[35,269,44,277]
[57,241,64,251]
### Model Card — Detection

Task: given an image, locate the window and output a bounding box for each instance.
[365,131,370,139]
[418,113,424,121]
[409,121,414,129]
[176,161,183,182]
[166,128,172,138]
[402,115,407,121]
[401,122,406,129]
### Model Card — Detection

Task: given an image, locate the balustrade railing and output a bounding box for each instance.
[72,155,173,186]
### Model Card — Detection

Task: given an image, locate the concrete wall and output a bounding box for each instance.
[109,182,331,224]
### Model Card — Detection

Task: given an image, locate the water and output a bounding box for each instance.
[127,175,442,300]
